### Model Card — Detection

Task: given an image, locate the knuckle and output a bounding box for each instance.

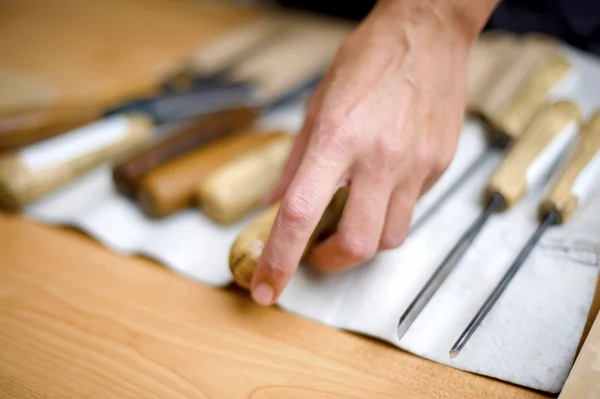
[262,253,292,281]
[338,233,377,263]
[414,144,433,171]
[373,137,402,171]
[280,191,314,231]
[316,118,357,156]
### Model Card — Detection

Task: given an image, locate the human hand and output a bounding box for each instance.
[251,0,500,305]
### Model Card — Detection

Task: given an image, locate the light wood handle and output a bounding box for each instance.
[0,113,153,209]
[229,187,349,289]
[491,54,572,141]
[472,36,565,143]
[138,130,284,218]
[485,100,581,210]
[466,31,516,113]
[188,19,283,77]
[228,22,350,101]
[196,133,293,224]
[558,309,600,399]
[539,111,600,224]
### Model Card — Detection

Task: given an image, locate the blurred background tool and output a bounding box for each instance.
[0,113,152,209]
[112,20,350,200]
[229,188,349,289]
[411,36,574,232]
[451,110,600,357]
[197,132,293,224]
[112,107,258,199]
[138,130,288,218]
[397,100,582,339]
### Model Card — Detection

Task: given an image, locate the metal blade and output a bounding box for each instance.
[397,193,504,340]
[449,211,557,358]
[410,147,494,234]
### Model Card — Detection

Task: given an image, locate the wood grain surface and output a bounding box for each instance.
[0,215,550,399]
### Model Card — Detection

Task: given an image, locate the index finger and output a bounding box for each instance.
[251,130,351,305]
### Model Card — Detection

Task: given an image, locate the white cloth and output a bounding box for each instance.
[24,44,600,392]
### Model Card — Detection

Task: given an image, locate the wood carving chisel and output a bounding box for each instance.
[411,37,573,232]
[397,100,582,339]
[450,110,600,357]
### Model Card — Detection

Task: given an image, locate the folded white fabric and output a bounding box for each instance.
[23,44,600,392]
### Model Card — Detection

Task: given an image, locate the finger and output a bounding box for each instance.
[262,88,324,205]
[251,129,352,305]
[379,182,421,251]
[262,117,313,205]
[308,166,393,273]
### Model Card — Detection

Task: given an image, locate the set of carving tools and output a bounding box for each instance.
[0,11,598,367]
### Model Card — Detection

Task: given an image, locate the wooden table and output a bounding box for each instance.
[0,214,550,399]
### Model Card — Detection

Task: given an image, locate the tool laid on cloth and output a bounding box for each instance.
[197,132,294,224]
[412,36,574,232]
[164,18,284,92]
[137,130,289,218]
[466,31,517,113]
[112,21,349,200]
[558,307,600,399]
[451,110,600,357]
[0,114,153,209]
[112,107,258,198]
[397,100,582,339]
[229,188,348,289]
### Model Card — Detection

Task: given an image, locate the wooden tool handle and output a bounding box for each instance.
[558,308,600,398]
[466,31,516,113]
[138,130,286,218]
[187,19,282,77]
[491,54,572,141]
[112,106,259,198]
[0,113,152,209]
[485,100,581,210]
[196,133,293,224]
[228,21,350,101]
[539,111,600,224]
[473,36,568,144]
[229,187,349,289]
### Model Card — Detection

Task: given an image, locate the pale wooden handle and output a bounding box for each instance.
[188,19,282,76]
[473,36,563,141]
[466,31,516,113]
[557,309,600,398]
[229,187,349,289]
[228,21,350,101]
[196,133,293,224]
[485,100,581,209]
[539,111,600,224]
[491,54,572,140]
[0,113,152,209]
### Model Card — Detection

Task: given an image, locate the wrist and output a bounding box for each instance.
[369,0,499,45]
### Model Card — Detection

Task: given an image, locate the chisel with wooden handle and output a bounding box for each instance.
[112,107,258,198]
[196,132,293,224]
[451,109,600,357]
[0,113,152,209]
[411,36,574,232]
[398,100,582,339]
[137,130,287,218]
[229,188,348,289]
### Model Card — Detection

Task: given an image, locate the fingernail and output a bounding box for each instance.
[252,282,275,305]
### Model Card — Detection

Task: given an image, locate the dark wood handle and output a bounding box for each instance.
[112,106,259,198]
